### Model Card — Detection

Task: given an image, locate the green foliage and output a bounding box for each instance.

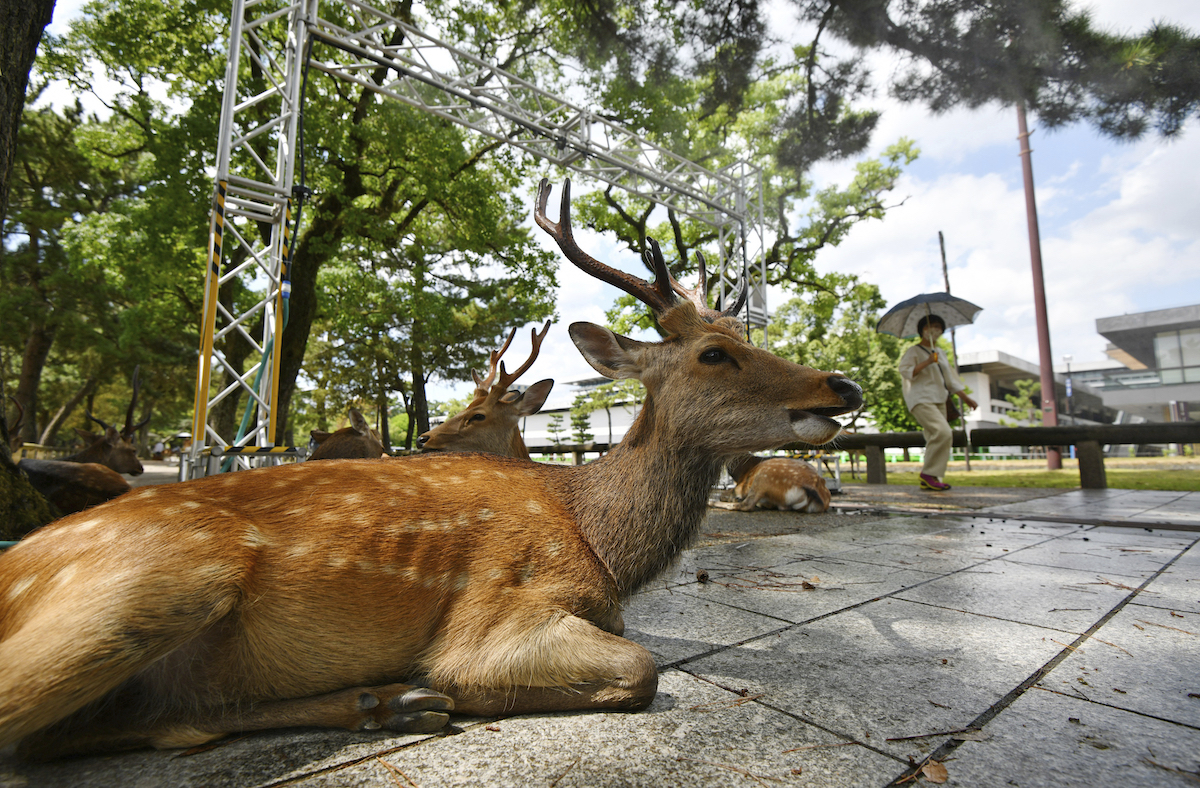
[570,393,594,444]
[546,413,565,447]
[772,283,918,433]
[1001,379,1042,426]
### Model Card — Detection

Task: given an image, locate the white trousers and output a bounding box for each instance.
[910,401,952,479]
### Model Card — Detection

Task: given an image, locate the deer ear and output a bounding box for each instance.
[349,409,371,435]
[569,323,646,380]
[513,379,553,416]
[311,430,331,445]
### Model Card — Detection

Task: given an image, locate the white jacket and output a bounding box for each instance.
[899,344,966,409]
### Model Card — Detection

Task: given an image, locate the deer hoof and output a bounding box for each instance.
[366,686,454,733]
[383,710,451,733]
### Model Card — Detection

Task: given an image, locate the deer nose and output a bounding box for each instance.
[416,433,430,448]
[827,376,863,410]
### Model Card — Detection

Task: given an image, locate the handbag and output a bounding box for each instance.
[945,395,961,425]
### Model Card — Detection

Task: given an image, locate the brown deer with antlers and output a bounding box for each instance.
[12,369,148,515]
[307,408,385,461]
[418,320,554,459]
[0,179,861,759]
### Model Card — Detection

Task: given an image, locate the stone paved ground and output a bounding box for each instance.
[2,481,1198,787]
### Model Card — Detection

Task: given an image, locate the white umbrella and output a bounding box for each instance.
[875,292,983,338]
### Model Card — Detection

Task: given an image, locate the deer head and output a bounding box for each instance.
[417,321,553,459]
[0,179,860,761]
[76,367,149,475]
[307,408,385,460]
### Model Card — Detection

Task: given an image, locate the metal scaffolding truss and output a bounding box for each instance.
[187,0,765,479]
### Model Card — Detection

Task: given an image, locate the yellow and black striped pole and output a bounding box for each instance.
[190,180,228,469]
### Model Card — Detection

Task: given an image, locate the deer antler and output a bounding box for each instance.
[472,328,520,398]
[536,178,747,320]
[495,320,552,393]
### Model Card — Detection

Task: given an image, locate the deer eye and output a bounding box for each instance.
[699,348,730,365]
[469,413,486,423]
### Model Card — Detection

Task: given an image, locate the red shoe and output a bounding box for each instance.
[920,473,951,491]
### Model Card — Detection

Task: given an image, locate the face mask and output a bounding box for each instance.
[924,328,942,342]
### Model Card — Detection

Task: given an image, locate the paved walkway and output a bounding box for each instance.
[2,489,1198,787]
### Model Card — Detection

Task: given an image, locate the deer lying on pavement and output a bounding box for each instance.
[307,408,385,460]
[726,455,832,513]
[12,371,148,515]
[417,321,554,459]
[0,179,861,760]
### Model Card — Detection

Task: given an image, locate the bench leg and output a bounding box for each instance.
[865,446,887,485]
[1077,440,1107,489]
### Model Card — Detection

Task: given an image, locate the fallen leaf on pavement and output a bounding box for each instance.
[921,760,949,783]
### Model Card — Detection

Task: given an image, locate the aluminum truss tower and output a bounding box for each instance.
[187,0,766,479]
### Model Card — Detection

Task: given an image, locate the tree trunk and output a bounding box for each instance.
[0,0,55,222]
[38,376,98,446]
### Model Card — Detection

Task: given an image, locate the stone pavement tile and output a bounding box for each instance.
[0,725,447,788]
[838,525,1057,575]
[944,686,1200,788]
[278,670,903,788]
[674,517,961,587]
[1080,526,1198,548]
[1132,543,1200,615]
[621,586,793,664]
[684,598,1064,761]
[1001,532,1190,579]
[894,557,1139,634]
[672,558,937,625]
[1037,605,1200,728]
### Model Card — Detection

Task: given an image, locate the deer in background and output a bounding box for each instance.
[12,369,148,515]
[725,454,832,513]
[417,320,554,459]
[307,408,385,461]
[0,178,861,759]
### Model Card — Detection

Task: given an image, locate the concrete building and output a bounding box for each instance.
[1089,304,1200,424]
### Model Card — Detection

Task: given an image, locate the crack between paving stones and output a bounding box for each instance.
[1028,686,1200,733]
[883,539,1198,787]
[672,667,911,767]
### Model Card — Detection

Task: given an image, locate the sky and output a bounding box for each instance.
[43,0,1200,410]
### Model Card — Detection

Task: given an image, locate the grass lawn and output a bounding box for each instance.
[882,468,1200,491]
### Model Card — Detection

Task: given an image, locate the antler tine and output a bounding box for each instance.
[497,319,552,392]
[719,266,750,319]
[535,178,672,314]
[475,326,519,397]
[86,411,113,432]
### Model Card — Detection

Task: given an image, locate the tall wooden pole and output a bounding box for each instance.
[938,231,970,471]
[1016,101,1062,469]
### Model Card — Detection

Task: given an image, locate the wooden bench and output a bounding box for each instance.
[787,423,1200,489]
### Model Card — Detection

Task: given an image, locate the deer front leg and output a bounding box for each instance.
[16,684,455,760]
[428,611,658,717]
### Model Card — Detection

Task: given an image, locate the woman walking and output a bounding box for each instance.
[898,314,978,491]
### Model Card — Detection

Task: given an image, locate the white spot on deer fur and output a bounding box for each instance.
[445,475,463,485]
[327,554,348,570]
[453,572,470,592]
[52,564,79,587]
[477,508,495,521]
[7,576,36,601]
[72,518,102,534]
[544,540,564,558]
[380,564,398,576]
[357,559,375,573]
[180,501,202,510]
[241,526,269,548]
[526,500,545,515]
[401,567,419,583]
[285,543,313,559]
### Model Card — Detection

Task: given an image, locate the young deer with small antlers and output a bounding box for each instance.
[417,321,553,459]
[0,179,860,760]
